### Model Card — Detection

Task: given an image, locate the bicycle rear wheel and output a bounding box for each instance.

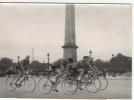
[6,77,16,92]
[87,77,101,93]
[38,77,52,94]
[24,76,36,92]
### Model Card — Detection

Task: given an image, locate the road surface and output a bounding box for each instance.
[0,76,131,99]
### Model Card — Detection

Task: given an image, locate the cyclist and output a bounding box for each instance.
[77,56,89,80]
[67,62,78,78]
[15,55,30,86]
[76,56,97,89]
[50,58,73,92]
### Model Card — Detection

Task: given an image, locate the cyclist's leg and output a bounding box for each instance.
[19,70,27,85]
[15,69,23,84]
[77,69,84,90]
[53,68,62,92]
[53,68,61,82]
[78,69,84,81]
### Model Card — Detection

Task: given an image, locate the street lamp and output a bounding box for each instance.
[18,56,20,63]
[47,53,50,67]
[112,54,115,76]
[89,50,92,58]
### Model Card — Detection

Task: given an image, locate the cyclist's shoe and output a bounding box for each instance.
[15,83,22,88]
[25,77,28,80]
[50,80,55,86]
[77,79,82,84]
[53,89,59,92]
[89,82,92,84]
[79,88,82,90]
[88,80,92,84]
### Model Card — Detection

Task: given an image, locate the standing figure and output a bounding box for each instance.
[102,69,107,78]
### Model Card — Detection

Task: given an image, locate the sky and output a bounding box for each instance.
[0,3,132,63]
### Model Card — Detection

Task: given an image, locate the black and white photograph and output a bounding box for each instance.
[0,2,132,99]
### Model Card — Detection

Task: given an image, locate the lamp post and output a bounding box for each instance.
[112,54,115,76]
[47,53,50,67]
[89,50,92,58]
[18,56,20,63]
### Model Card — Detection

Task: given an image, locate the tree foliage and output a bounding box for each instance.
[0,53,131,75]
[0,57,13,73]
[30,60,48,73]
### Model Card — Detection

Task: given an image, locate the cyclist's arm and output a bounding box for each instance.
[66,63,71,71]
[94,65,99,71]
[27,65,31,74]
[20,63,25,72]
[88,64,96,72]
[60,61,66,72]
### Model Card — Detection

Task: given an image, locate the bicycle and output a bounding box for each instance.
[61,69,101,94]
[38,70,64,94]
[74,70,101,93]
[38,70,77,94]
[6,69,36,92]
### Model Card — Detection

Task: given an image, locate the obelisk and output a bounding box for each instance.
[62,4,78,62]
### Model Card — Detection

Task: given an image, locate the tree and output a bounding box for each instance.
[94,59,110,71]
[0,57,13,73]
[30,60,48,76]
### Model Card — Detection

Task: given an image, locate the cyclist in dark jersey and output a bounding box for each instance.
[77,56,98,83]
[74,56,95,90]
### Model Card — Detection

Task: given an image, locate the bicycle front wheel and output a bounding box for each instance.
[38,77,52,94]
[100,77,108,91]
[24,76,36,92]
[87,77,101,93]
[6,77,16,92]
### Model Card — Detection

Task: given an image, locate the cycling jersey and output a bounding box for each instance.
[22,59,30,71]
[51,58,68,71]
[16,62,22,71]
[76,60,89,70]
[16,59,30,72]
[68,63,78,73]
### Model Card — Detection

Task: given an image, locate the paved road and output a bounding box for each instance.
[0,76,131,99]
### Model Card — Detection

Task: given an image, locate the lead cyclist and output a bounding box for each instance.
[15,55,30,87]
